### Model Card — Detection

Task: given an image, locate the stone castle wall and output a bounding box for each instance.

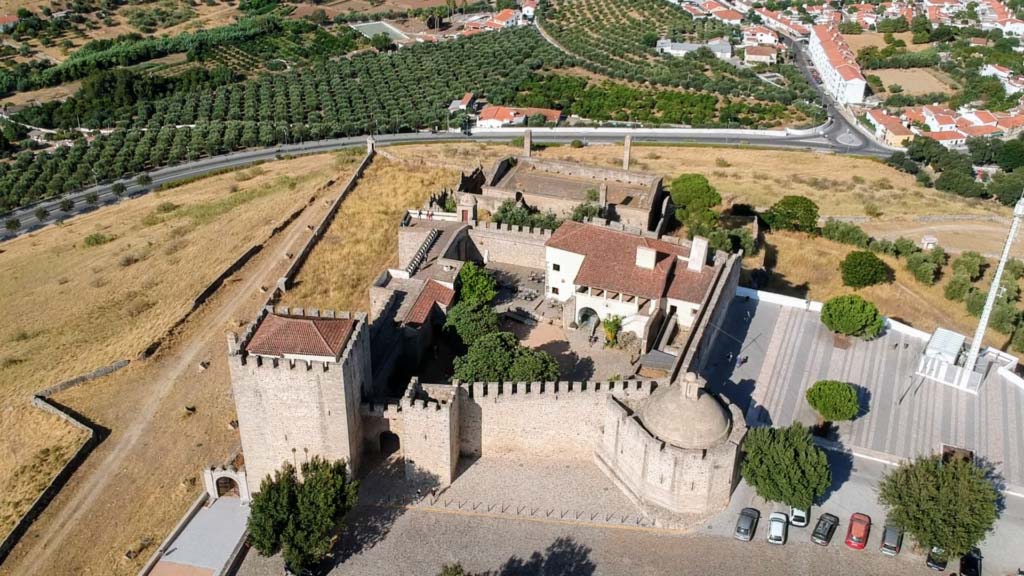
[464,221,550,269]
[229,309,371,487]
[456,380,657,459]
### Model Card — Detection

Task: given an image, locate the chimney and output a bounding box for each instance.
[688,236,708,272]
[636,245,657,270]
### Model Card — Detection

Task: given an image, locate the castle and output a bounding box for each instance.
[227,148,747,526]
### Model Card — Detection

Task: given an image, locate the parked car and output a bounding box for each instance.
[790,507,809,527]
[926,547,948,571]
[767,512,788,545]
[734,508,760,541]
[811,513,839,546]
[879,525,903,556]
[960,549,982,576]
[845,513,871,550]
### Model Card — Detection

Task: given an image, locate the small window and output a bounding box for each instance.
[551,287,560,295]
[552,263,561,272]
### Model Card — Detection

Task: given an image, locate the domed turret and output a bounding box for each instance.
[636,372,731,450]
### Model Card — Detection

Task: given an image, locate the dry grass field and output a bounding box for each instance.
[762,231,1010,349]
[841,31,933,53]
[0,151,359,540]
[283,158,460,311]
[323,0,450,15]
[872,68,955,95]
[383,141,519,172]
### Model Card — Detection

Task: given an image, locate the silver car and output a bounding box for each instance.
[734,507,760,541]
[767,512,788,545]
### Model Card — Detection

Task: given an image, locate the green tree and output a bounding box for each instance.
[508,347,560,381]
[458,262,497,307]
[453,332,559,382]
[4,218,20,232]
[444,301,500,347]
[764,195,819,232]
[60,198,74,212]
[952,251,986,282]
[85,191,99,205]
[112,182,127,197]
[944,274,972,301]
[741,424,831,510]
[840,250,891,288]
[248,457,359,573]
[878,455,999,559]
[602,315,622,346]
[370,32,394,52]
[136,173,152,187]
[805,380,859,423]
[820,294,884,339]
[34,206,48,221]
[571,201,601,222]
[669,173,721,236]
[906,252,939,285]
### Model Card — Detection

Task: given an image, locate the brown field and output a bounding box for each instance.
[283,158,460,311]
[862,219,1010,257]
[763,231,1010,349]
[841,31,933,53]
[0,152,359,547]
[872,68,955,95]
[323,0,449,14]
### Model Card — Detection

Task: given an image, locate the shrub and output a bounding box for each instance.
[822,219,870,248]
[893,237,919,258]
[990,301,1019,335]
[112,182,127,197]
[84,232,113,247]
[85,192,98,204]
[763,195,819,232]
[570,139,584,148]
[156,201,179,213]
[602,315,622,346]
[952,251,985,282]
[943,274,971,301]
[805,380,860,422]
[821,294,884,339]
[5,218,20,231]
[571,201,601,222]
[965,288,986,317]
[840,251,891,288]
[34,207,48,220]
[60,198,74,212]
[906,252,939,285]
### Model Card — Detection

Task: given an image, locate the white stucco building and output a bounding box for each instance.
[808,25,866,105]
[544,221,716,339]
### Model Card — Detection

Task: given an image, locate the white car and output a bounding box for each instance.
[767,512,788,545]
[790,507,809,527]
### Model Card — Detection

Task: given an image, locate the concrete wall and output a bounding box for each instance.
[465,221,549,268]
[456,380,657,459]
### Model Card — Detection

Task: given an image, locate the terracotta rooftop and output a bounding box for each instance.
[246,314,356,359]
[547,221,715,303]
[403,280,456,326]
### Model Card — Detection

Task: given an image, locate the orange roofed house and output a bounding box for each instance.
[477,105,561,128]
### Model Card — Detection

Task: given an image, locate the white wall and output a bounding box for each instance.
[545,247,585,301]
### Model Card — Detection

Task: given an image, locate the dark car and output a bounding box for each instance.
[960,550,982,576]
[811,513,839,546]
[734,507,760,541]
[926,547,948,571]
[880,525,903,556]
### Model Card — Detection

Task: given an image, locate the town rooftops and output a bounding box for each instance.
[546,221,716,303]
[478,105,561,124]
[246,313,357,359]
[494,8,518,23]
[923,130,965,141]
[812,25,864,83]
[745,45,779,57]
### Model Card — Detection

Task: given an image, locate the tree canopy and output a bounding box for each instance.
[457,262,497,307]
[805,380,859,422]
[248,457,359,573]
[840,250,891,288]
[669,173,721,236]
[741,424,831,510]
[820,294,884,339]
[444,301,500,348]
[763,195,819,233]
[453,331,559,382]
[878,455,999,559]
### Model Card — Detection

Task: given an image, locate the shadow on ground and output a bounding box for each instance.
[479,537,597,576]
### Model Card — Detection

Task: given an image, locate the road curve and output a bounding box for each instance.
[0,127,880,242]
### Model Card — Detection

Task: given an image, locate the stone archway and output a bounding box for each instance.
[216,476,239,498]
[578,307,599,327]
[379,431,401,457]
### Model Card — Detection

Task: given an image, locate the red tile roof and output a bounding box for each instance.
[0,15,19,24]
[479,105,560,124]
[745,45,778,57]
[713,8,744,20]
[494,8,518,22]
[403,280,455,326]
[923,130,964,141]
[246,314,356,359]
[546,221,714,302]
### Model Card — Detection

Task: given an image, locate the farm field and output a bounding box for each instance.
[0,151,360,547]
[842,31,933,53]
[322,0,450,14]
[762,231,1011,350]
[872,68,955,95]
[282,158,459,311]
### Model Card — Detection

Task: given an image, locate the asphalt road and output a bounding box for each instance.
[1,120,889,242]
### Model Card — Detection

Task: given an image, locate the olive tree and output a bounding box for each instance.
[820,294,884,339]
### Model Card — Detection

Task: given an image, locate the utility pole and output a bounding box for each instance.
[961,192,1024,390]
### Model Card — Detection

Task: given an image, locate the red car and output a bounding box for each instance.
[845,513,871,550]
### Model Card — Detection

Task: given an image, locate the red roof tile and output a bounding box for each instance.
[246,314,356,359]
[403,280,455,326]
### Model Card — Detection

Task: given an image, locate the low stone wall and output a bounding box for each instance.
[678,253,742,376]
[465,221,550,269]
[0,360,129,564]
[456,380,657,459]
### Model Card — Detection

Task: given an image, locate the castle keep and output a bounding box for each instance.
[227,153,746,525]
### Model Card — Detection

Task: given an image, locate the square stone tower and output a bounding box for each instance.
[227,307,372,490]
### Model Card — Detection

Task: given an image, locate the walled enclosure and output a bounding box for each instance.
[228,307,372,487]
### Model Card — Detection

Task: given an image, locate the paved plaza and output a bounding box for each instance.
[704,295,1024,489]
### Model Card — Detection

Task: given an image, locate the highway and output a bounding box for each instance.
[0,121,889,241]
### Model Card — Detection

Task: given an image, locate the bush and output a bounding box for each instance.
[570,139,584,148]
[906,252,939,285]
[840,250,891,288]
[84,232,113,247]
[965,288,986,317]
[763,195,819,233]
[990,301,1019,335]
[893,237,919,258]
[943,274,971,301]
[4,218,20,231]
[822,219,870,247]
[805,380,860,422]
[60,198,74,212]
[821,294,884,339]
[741,424,831,510]
[952,251,985,282]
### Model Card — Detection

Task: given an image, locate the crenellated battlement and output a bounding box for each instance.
[466,220,554,238]
[228,305,368,372]
[454,379,659,400]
